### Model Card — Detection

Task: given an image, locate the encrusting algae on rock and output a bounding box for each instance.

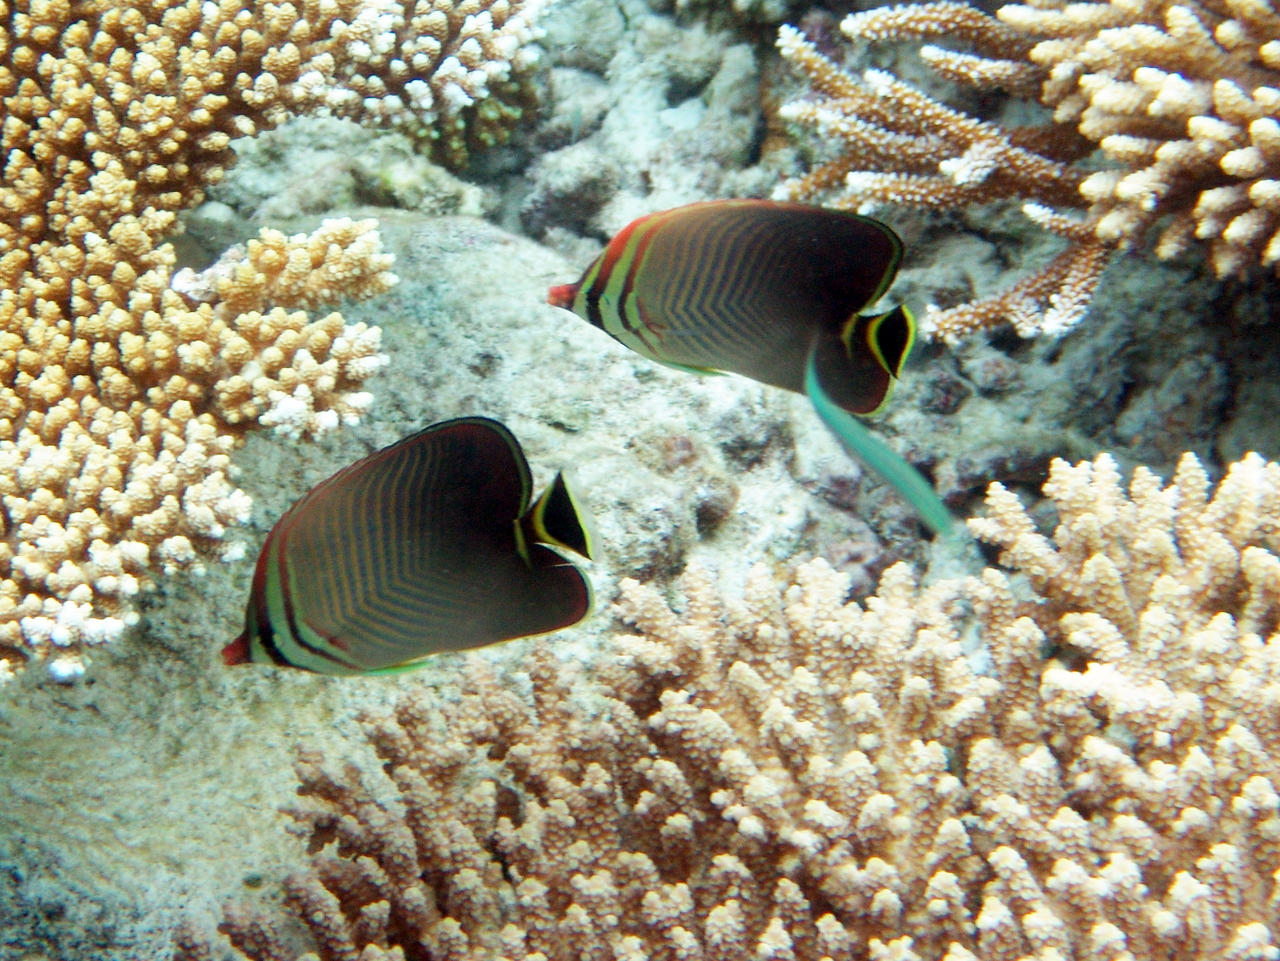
[181,450,1280,961]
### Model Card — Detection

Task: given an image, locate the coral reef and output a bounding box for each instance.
[774,0,1280,341]
[0,212,926,961]
[1,1,400,679]
[191,449,1280,959]
[526,2,766,242]
[291,0,549,169]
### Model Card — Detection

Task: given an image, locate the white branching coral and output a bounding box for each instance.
[191,450,1280,960]
[0,217,394,681]
[774,0,1280,341]
[172,219,392,438]
[2,2,400,679]
[291,0,549,167]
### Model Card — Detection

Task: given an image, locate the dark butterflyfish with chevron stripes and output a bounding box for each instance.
[548,198,957,537]
[222,417,594,675]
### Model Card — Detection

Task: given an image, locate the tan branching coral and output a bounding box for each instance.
[1,1,403,680]
[167,218,392,438]
[198,450,1280,960]
[291,0,548,168]
[774,0,1280,341]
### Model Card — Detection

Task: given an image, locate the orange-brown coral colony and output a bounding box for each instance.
[191,451,1280,961]
[1,1,397,679]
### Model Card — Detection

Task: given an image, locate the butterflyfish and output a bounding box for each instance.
[547,199,956,536]
[223,417,593,675]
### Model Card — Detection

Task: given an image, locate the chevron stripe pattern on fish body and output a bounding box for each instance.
[549,200,964,538]
[224,417,593,675]
[548,199,913,416]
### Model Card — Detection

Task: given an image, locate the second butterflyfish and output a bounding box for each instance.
[223,417,593,675]
[547,199,955,537]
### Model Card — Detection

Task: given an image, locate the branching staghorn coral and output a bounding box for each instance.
[292,0,548,168]
[774,0,1280,342]
[1,1,406,680]
[193,449,1280,960]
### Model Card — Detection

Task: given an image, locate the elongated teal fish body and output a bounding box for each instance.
[223,418,593,675]
[548,199,914,416]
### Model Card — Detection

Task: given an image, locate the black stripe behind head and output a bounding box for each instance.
[536,473,592,559]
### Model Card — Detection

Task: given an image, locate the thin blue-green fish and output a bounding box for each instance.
[548,199,955,536]
[223,417,593,675]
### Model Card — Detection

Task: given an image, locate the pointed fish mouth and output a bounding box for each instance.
[547,283,579,308]
[221,632,250,665]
